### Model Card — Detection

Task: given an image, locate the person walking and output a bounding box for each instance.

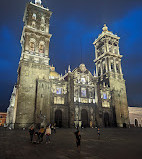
[29,125,35,143]
[39,126,45,143]
[74,129,81,152]
[53,123,56,133]
[34,129,40,144]
[45,125,51,144]
[97,127,100,140]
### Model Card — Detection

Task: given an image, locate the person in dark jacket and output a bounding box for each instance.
[74,129,81,152]
[53,123,56,133]
[29,125,34,143]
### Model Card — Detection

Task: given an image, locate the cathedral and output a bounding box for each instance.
[6,0,129,129]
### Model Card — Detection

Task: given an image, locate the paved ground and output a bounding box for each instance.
[0,127,142,159]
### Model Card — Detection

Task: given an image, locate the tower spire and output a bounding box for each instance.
[68,65,71,73]
[94,70,96,77]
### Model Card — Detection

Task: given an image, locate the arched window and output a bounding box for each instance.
[81,88,86,97]
[111,62,114,71]
[103,93,107,99]
[135,119,138,127]
[116,63,120,73]
[41,16,45,23]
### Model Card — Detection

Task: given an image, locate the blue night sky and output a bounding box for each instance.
[0,0,142,111]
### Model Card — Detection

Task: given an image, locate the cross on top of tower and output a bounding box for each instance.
[35,0,42,5]
[102,24,108,32]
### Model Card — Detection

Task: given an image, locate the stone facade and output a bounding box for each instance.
[93,24,129,127]
[0,112,7,126]
[6,1,129,128]
[129,107,142,127]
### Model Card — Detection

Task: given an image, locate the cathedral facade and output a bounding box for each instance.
[6,1,129,128]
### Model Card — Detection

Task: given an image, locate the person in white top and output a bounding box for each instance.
[45,125,51,143]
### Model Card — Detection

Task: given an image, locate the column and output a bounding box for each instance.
[96,63,98,76]
[94,83,98,104]
[104,39,107,53]
[106,38,109,52]
[46,23,49,33]
[105,57,108,72]
[45,40,49,57]
[100,60,103,75]
[108,57,111,72]
[119,60,122,74]
[95,45,98,59]
[112,38,114,53]
[117,43,120,55]
[113,57,117,73]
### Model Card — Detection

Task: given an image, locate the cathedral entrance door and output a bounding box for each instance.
[135,119,138,127]
[55,110,62,128]
[104,112,110,127]
[81,109,89,127]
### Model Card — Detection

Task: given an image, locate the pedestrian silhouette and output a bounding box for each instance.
[97,127,100,140]
[74,129,81,152]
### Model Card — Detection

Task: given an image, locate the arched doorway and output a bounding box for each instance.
[81,109,89,127]
[104,112,110,127]
[55,110,62,128]
[135,119,138,127]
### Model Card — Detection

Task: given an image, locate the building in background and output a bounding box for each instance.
[6,0,129,128]
[0,112,7,126]
[129,107,142,127]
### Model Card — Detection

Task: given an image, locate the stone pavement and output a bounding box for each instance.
[0,127,142,159]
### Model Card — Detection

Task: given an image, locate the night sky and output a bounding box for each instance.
[0,0,142,112]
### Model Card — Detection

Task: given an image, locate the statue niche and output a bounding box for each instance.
[39,42,45,53]
[29,41,35,52]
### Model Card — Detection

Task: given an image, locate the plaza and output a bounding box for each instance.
[0,128,142,159]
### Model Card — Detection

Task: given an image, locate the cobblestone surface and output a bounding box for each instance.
[0,127,142,159]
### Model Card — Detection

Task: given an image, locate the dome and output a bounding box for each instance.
[49,66,60,79]
[50,71,59,78]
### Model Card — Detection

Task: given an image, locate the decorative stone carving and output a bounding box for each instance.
[75,107,79,120]
[79,64,86,72]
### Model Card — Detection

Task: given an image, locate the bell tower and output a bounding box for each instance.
[15,1,52,128]
[21,0,52,64]
[93,24,129,127]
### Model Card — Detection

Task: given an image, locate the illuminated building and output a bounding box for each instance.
[0,112,7,126]
[6,1,129,128]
